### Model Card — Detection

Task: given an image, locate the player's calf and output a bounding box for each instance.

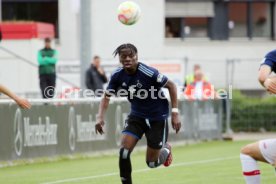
[240,144,261,184]
[146,146,170,168]
[119,148,132,184]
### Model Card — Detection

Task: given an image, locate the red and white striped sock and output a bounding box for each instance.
[240,153,261,184]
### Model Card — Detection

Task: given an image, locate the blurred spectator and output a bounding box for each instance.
[184,69,214,100]
[0,26,2,42]
[85,56,107,95]
[165,22,174,38]
[37,38,58,99]
[184,64,208,87]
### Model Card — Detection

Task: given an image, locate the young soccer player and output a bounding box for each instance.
[95,43,181,184]
[0,84,31,109]
[240,49,276,184]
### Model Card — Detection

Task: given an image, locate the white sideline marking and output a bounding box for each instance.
[41,156,238,184]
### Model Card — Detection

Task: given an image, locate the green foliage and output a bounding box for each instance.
[231,90,276,132]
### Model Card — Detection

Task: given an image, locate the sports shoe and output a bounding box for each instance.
[163,143,172,167]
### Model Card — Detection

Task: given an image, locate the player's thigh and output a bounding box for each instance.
[121,116,147,151]
[241,141,267,163]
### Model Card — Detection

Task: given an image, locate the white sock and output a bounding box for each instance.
[240,153,261,184]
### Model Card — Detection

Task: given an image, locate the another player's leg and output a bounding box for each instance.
[240,141,268,184]
[145,119,171,168]
[119,134,138,184]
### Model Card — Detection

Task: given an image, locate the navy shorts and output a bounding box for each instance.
[122,115,168,149]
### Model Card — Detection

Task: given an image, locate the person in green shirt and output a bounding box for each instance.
[37,38,58,99]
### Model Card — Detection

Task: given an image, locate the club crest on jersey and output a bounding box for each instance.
[136,80,143,88]
[157,74,164,83]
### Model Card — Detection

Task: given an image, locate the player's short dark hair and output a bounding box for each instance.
[113,43,138,57]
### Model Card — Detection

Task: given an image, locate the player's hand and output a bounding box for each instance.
[15,97,31,109]
[171,112,181,134]
[95,116,105,135]
[264,78,276,94]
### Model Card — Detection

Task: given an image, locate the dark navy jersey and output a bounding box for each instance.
[261,50,276,73]
[106,62,169,120]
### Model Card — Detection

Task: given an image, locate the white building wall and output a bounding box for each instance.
[91,0,164,58]
[0,40,43,95]
[57,0,79,60]
[88,0,275,89]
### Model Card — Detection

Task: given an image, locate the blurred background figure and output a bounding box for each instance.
[37,38,58,99]
[0,26,2,42]
[184,64,208,88]
[85,56,107,95]
[165,22,174,38]
[0,84,31,109]
[184,68,213,100]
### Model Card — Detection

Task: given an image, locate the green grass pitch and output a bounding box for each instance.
[0,141,275,184]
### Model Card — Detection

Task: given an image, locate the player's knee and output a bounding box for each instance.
[241,145,253,156]
[146,160,158,168]
[119,148,131,160]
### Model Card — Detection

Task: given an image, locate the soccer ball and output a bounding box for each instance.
[117,1,141,25]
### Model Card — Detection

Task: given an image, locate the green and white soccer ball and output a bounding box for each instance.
[117,1,141,25]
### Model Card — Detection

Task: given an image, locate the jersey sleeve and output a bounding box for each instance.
[260,51,276,72]
[260,58,275,69]
[152,70,169,87]
[105,73,119,96]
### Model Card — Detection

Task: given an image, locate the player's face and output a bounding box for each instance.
[119,49,138,71]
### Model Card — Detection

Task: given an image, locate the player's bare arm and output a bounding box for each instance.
[258,65,276,94]
[95,94,110,134]
[264,76,276,94]
[258,65,271,86]
[164,80,181,133]
[0,84,31,109]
